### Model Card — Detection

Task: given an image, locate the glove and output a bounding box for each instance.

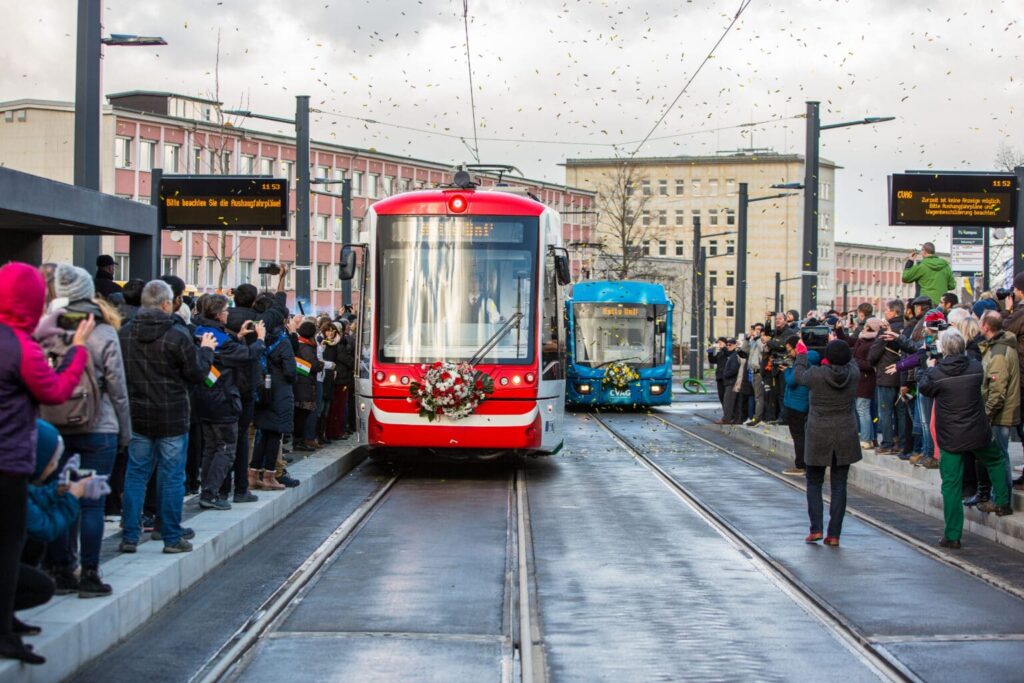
[795,340,808,355]
[322,360,336,370]
[35,309,67,343]
[58,454,81,483]
[82,474,111,500]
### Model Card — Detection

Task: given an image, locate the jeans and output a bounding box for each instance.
[805,456,851,537]
[122,432,188,546]
[200,422,239,500]
[876,386,898,449]
[855,397,873,443]
[222,399,254,497]
[253,430,283,470]
[939,440,1010,541]
[991,425,1014,495]
[751,373,765,421]
[917,394,934,458]
[49,433,117,571]
[305,382,324,442]
[785,409,808,469]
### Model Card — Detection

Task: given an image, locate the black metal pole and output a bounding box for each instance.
[341,177,352,306]
[1016,166,1024,280]
[689,216,702,378]
[843,282,848,313]
[698,246,706,377]
[801,100,820,313]
[708,275,715,343]
[72,0,102,271]
[295,95,311,310]
[736,182,749,337]
[774,272,781,313]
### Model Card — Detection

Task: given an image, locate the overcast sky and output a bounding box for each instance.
[2,0,1021,252]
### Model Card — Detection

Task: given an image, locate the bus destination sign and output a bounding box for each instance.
[888,173,1017,228]
[159,176,289,232]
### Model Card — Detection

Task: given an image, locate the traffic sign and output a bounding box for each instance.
[950,226,984,276]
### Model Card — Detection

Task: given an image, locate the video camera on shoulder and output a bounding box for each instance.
[258,263,282,276]
[799,325,830,352]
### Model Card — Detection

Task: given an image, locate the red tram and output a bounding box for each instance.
[340,172,570,456]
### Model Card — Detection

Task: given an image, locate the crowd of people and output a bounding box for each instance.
[0,257,358,665]
[708,242,1021,549]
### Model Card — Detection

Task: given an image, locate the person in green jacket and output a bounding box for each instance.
[902,242,956,305]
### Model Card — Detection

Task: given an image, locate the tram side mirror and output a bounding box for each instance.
[339,245,357,281]
[554,254,571,286]
[656,320,667,335]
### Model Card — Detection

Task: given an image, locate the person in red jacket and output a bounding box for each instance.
[0,262,93,665]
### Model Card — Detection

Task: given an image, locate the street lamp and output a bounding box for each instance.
[736,182,799,336]
[73,0,165,272]
[800,101,894,312]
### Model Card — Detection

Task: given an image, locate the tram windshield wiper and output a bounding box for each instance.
[593,356,642,369]
[468,313,524,365]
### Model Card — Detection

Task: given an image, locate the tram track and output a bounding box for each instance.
[651,411,1024,604]
[589,410,916,683]
[191,461,544,683]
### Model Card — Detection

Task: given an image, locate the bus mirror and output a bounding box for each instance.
[339,245,357,281]
[554,253,571,286]
[656,320,667,335]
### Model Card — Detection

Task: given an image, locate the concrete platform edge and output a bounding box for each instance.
[0,444,365,683]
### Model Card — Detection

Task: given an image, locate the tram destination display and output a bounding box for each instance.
[888,173,1017,228]
[159,176,289,231]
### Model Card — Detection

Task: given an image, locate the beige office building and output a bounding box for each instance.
[564,151,837,338]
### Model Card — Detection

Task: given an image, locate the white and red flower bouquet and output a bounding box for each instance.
[409,361,495,422]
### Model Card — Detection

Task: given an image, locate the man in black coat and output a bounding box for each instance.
[869,299,907,455]
[918,328,1013,549]
[707,337,728,408]
[222,283,261,501]
[95,254,124,303]
[118,280,216,554]
[714,339,739,424]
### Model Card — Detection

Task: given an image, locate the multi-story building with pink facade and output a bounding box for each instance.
[834,241,950,312]
[0,91,595,314]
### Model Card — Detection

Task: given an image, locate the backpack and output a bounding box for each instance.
[39,333,102,432]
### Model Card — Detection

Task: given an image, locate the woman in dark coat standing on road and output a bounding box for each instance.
[252,309,295,491]
[793,338,863,546]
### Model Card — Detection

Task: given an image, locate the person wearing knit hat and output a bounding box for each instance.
[793,337,862,546]
[972,298,999,318]
[292,318,324,452]
[54,264,95,304]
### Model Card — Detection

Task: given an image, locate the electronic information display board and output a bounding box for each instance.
[159,176,289,231]
[888,173,1017,227]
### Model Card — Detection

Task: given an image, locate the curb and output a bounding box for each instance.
[713,423,1024,555]
[0,443,365,683]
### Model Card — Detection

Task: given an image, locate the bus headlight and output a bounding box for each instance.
[577,383,591,394]
[651,384,664,395]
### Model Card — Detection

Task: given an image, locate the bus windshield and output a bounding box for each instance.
[573,302,665,368]
[377,215,538,365]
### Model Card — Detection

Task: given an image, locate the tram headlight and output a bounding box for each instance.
[388,374,398,384]
[374,371,385,382]
[577,383,591,394]
[525,372,535,383]
[512,375,522,385]
[400,376,410,385]
[651,383,664,395]
[500,377,509,386]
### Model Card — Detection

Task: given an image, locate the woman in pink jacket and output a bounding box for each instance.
[0,263,93,665]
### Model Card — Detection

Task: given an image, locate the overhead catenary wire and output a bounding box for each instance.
[463,0,481,163]
[630,0,755,158]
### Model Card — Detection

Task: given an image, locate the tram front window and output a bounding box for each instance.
[377,215,538,365]
[573,303,664,368]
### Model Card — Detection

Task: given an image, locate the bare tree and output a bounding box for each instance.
[592,159,654,280]
[995,142,1024,172]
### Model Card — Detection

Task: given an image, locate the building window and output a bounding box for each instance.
[725,300,735,317]
[641,180,651,196]
[205,258,217,286]
[725,209,736,226]
[190,258,201,285]
[726,271,735,287]
[658,179,667,196]
[193,147,202,173]
[383,176,394,196]
[114,254,130,275]
[161,256,179,277]
[822,213,832,230]
[675,210,684,226]
[316,264,330,289]
[262,158,275,176]
[241,154,255,175]
[691,209,701,226]
[709,240,718,256]
[675,179,685,195]
[351,171,363,196]
[163,144,180,173]
[334,217,344,241]
[333,168,345,182]
[658,240,667,256]
[281,262,293,289]
[367,174,378,198]
[281,160,294,182]
[400,178,411,192]
[675,240,684,256]
[708,209,719,226]
[353,218,362,236]
[642,240,650,256]
[726,239,735,255]
[316,165,329,181]
[115,137,132,169]
[658,210,667,227]
[259,261,275,289]
[139,141,155,172]
[239,260,254,284]
[709,270,718,287]
[626,181,634,197]
[641,210,650,227]
[709,178,719,195]
[315,214,328,240]
[691,179,701,195]
[221,151,232,174]
[726,178,736,195]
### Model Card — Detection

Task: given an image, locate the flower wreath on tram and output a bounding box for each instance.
[409,361,495,422]
[602,361,640,391]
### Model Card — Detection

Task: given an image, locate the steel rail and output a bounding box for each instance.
[652,413,1024,603]
[192,473,400,683]
[590,412,915,683]
[514,469,545,683]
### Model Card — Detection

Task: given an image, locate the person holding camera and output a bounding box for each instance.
[869,301,907,456]
[40,265,131,598]
[919,328,1014,550]
[714,339,739,424]
[902,243,955,307]
[0,263,94,665]
[743,325,767,426]
[793,338,862,546]
[853,318,882,450]
[998,272,1024,489]
[781,338,820,476]
[707,337,729,408]
[252,308,296,490]
[223,284,263,502]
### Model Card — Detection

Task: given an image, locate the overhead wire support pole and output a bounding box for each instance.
[462,1,481,163]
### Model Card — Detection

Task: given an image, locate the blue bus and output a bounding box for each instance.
[565,280,673,407]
